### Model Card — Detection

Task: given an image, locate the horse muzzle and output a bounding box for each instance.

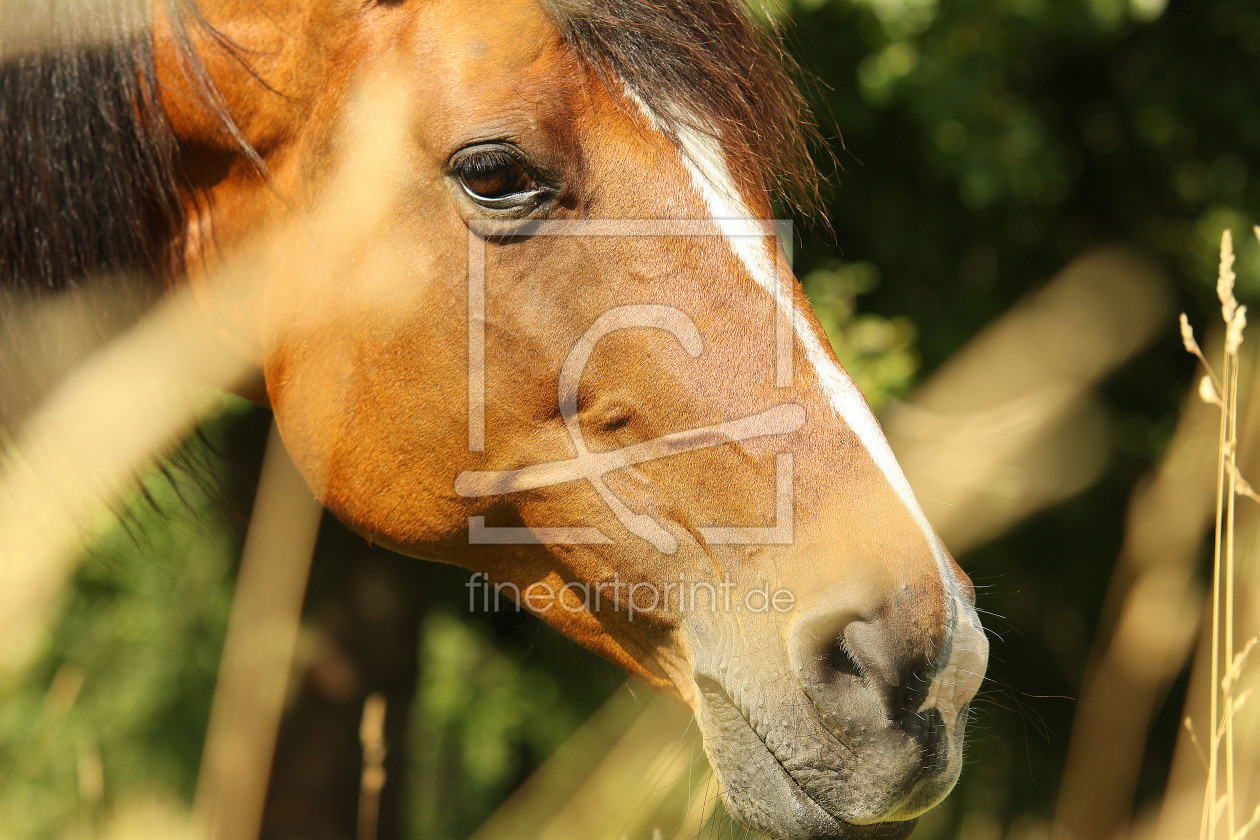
[687,590,988,840]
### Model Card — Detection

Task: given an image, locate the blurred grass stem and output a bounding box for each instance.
[192,423,321,840]
[1189,229,1255,840]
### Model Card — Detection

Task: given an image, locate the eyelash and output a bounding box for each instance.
[451,145,553,212]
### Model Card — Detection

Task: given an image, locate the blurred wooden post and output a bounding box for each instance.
[193,423,323,840]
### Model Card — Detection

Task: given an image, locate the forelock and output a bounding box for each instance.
[540,0,823,217]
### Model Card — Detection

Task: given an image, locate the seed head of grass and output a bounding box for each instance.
[1183,313,1203,354]
[1219,229,1238,325]
[1227,306,1248,356]
[1200,375,1223,407]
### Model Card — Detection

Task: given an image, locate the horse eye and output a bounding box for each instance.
[456,150,538,201]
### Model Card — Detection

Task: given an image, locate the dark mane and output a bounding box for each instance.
[0,8,185,292]
[546,0,824,216]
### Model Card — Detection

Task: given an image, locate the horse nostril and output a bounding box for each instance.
[790,603,948,742]
[824,635,863,681]
[814,619,937,723]
[892,660,935,724]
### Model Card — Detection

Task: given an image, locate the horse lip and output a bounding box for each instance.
[694,675,918,840]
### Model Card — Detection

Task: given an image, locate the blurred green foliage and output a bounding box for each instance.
[3,1,1259,838]
[801,259,919,407]
[777,0,1259,836]
[406,605,623,840]
[0,409,247,839]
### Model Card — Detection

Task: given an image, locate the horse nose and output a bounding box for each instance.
[788,601,942,742]
[824,621,936,727]
[812,618,936,725]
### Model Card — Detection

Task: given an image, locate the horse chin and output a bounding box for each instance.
[690,673,945,840]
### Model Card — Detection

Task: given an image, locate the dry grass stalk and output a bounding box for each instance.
[885,246,1171,554]
[468,687,708,840]
[1238,802,1260,840]
[0,283,255,681]
[0,72,414,838]
[1052,346,1218,840]
[1182,228,1260,840]
[190,72,415,840]
[357,694,388,840]
[0,65,414,685]
[190,423,322,840]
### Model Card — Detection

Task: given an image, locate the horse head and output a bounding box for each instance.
[155,0,988,836]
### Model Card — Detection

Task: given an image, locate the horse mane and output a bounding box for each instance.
[0,14,180,291]
[546,0,824,216]
[0,1,252,293]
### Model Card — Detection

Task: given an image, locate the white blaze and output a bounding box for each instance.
[665,120,987,774]
[669,123,952,581]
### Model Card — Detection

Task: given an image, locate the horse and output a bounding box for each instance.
[0,1,988,838]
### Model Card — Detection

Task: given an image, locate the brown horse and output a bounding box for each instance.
[1,1,987,837]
